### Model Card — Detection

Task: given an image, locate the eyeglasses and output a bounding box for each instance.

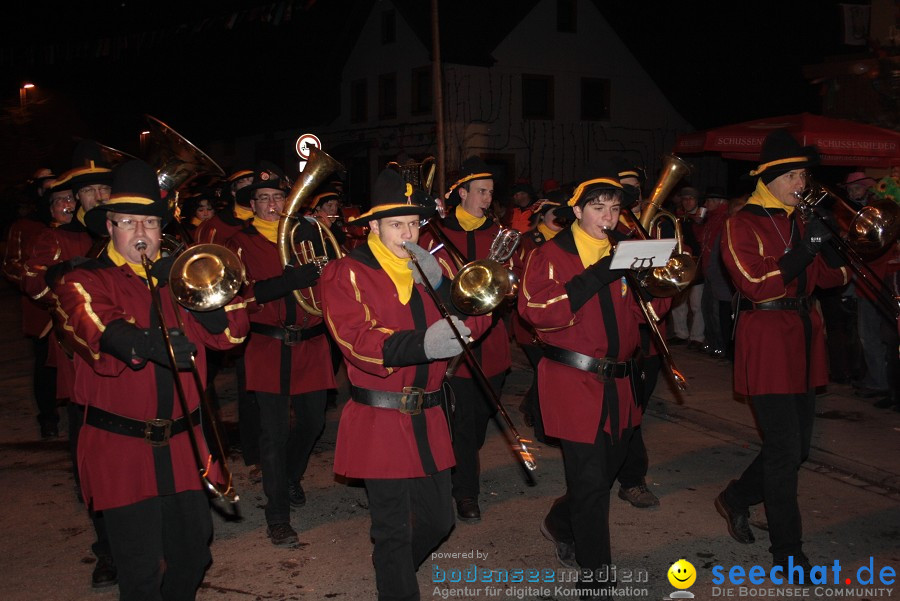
[78,185,112,197]
[254,193,286,205]
[109,217,162,231]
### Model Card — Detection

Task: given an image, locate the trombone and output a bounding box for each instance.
[406,244,536,473]
[139,243,245,507]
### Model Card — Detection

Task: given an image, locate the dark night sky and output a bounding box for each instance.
[0,0,864,180]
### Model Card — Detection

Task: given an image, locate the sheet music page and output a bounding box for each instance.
[609,239,677,270]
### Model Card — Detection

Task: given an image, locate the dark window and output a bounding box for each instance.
[411,66,432,115]
[581,77,611,121]
[522,75,554,120]
[350,78,367,123]
[381,10,396,44]
[378,72,397,119]
[557,0,576,33]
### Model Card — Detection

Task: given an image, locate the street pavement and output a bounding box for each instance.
[0,277,898,601]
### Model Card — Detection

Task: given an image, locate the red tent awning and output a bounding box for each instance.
[673,113,900,168]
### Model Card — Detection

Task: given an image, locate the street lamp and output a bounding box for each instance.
[19,83,35,108]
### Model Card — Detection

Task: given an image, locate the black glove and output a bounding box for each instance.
[190,306,228,334]
[565,256,620,312]
[801,216,833,254]
[778,245,816,285]
[100,319,196,370]
[149,254,177,284]
[254,263,320,304]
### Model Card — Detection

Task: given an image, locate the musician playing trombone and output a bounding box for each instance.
[715,129,849,574]
[418,156,513,523]
[518,161,671,599]
[51,160,250,601]
[320,169,490,601]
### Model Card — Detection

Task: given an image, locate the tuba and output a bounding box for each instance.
[143,115,226,253]
[276,146,346,316]
[640,154,692,231]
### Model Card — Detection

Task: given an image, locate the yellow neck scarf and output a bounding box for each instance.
[572,221,611,269]
[456,205,486,231]
[537,222,558,241]
[748,179,795,217]
[234,204,254,222]
[76,206,88,227]
[107,242,160,285]
[190,216,203,227]
[253,217,279,243]
[368,231,414,305]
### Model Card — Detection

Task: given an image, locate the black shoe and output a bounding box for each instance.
[617,483,659,508]
[873,396,896,409]
[267,522,299,547]
[855,387,888,399]
[714,490,754,544]
[40,422,59,440]
[687,340,704,351]
[456,497,481,523]
[540,518,577,569]
[91,555,118,588]
[288,480,306,507]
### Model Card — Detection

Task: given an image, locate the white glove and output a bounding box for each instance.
[404,241,443,288]
[423,316,471,360]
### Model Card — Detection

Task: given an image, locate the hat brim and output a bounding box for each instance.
[235,181,288,207]
[349,203,436,223]
[62,169,113,192]
[84,201,171,237]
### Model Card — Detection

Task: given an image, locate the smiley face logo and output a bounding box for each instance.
[667,559,696,589]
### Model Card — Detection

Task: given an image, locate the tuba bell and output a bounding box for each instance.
[276,146,346,316]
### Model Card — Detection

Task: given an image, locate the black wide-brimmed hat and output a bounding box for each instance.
[704,186,729,202]
[53,140,114,192]
[84,160,167,236]
[303,182,342,212]
[234,162,291,207]
[445,156,494,206]
[749,129,820,183]
[567,159,634,207]
[349,169,436,223]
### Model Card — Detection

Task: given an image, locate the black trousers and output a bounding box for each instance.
[617,354,660,488]
[256,390,327,525]
[365,470,454,601]
[104,490,212,601]
[236,356,260,466]
[545,427,632,572]
[32,336,58,427]
[68,402,113,559]
[724,391,816,559]
[449,373,504,502]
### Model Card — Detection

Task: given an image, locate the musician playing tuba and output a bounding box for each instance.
[224,164,333,547]
[319,169,491,601]
[714,129,849,574]
[518,160,672,598]
[417,156,514,523]
[51,160,250,599]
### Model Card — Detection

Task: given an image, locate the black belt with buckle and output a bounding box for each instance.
[85,406,201,447]
[738,297,811,312]
[540,343,634,381]
[351,386,443,416]
[250,322,327,345]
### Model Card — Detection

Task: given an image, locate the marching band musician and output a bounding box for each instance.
[51,160,250,600]
[320,169,490,601]
[715,129,849,573]
[518,161,671,600]
[192,166,255,245]
[225,165,333,547]
[417,156,512,523]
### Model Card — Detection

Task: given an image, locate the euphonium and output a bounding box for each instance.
[276,146,346,316]
[640,154,692,231]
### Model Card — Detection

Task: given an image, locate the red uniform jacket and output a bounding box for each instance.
[721,204,849,396]
[3,217,51,338]
[226,225,335,396]
[511,228,552,346]
[320,242,490,479]
[518,229,670,443]
[23,222,94,396]
[193,213,246,246]
[418,214,511,378]
[52,254,250,511]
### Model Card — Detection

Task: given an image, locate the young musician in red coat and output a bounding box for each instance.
[320,169,490,601]
[225,165,333,547]
[715,130,849,573]
[519,162,670,597]
[417,156,512,523]
[52,160,250,600]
